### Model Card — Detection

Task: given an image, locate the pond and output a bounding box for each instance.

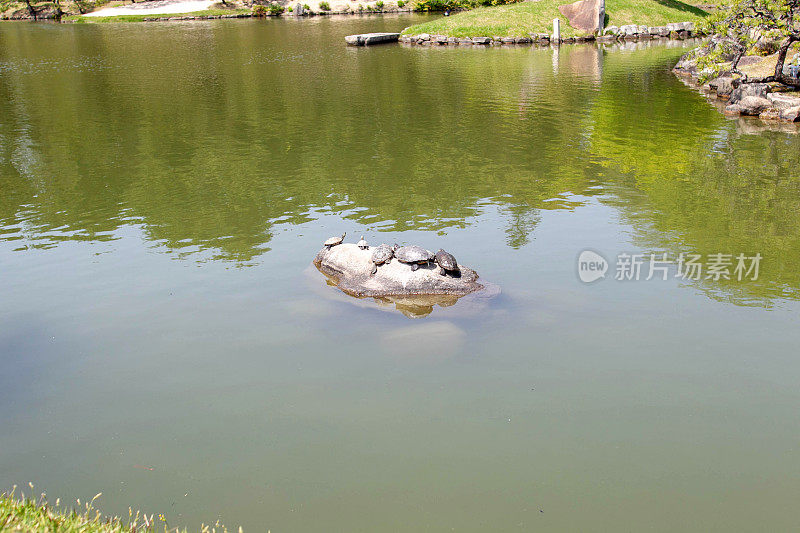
[1,15,800,531]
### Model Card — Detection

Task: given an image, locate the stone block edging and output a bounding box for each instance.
[400,21,701,46]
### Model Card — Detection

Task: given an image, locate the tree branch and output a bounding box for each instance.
[772,32,800,87]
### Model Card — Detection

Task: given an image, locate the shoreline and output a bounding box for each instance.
[400,22,700,46]
[673,46,800,126]
[1,0,421,22]
[62,9,415,22]
[5,8,419,23]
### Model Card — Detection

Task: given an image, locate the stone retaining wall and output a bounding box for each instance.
[603,21,695,39]
[400,21,700,46]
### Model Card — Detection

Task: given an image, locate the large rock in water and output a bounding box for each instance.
[558,0,604,34]
[345,33,401,46]
[314,243,483,298]
[736,95,773,116]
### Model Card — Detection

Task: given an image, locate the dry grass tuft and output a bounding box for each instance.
[0,485,239,533]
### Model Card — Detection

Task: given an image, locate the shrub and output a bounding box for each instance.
[411,0,452,11]
[375,0,384,7]
[397,0,405,6]
[269,2,285,14]
[319,0,330,9]
[253,3,267,15]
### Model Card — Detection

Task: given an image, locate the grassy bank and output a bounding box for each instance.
[0,487,233,533]
[402,0,709,38]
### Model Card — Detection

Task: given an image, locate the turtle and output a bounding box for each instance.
[323,232,346,248]
[357,235,369,250]
[434,249,460,277]
[370,243,396,275]
[394,245,434,271]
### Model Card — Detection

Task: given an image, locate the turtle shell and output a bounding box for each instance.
[371,244,394,265]
[324,233,345,246]
[395,245,433,264]
[434,249,458,271]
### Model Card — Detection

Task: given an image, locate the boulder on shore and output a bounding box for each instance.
[729,82,769,105]
[708,76,737,98]
[767,93,800,109]
[780,106,800,122]
[314,243,483,298]
[736,95,773,115]
[558,0,604,34]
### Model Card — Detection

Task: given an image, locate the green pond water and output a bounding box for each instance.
[2,15,800,531]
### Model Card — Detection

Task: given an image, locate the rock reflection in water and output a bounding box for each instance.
[373,293,460,318]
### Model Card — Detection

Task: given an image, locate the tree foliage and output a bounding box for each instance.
[699,0,799,86]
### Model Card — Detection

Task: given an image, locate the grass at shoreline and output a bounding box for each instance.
[402,0,708,38]
[0,487,234,532]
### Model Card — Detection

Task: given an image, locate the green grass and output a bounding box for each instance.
[402,0,709,38]
[64,7,250,22]
[0,486,234,532]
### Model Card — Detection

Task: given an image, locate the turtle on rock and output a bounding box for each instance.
[394,245,434,271]
[370,243,396,275]
[434,249,460,277]
[323,232,346,248]
[357,235,369,250]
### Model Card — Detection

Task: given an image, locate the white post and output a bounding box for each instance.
[552,18,561,44]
